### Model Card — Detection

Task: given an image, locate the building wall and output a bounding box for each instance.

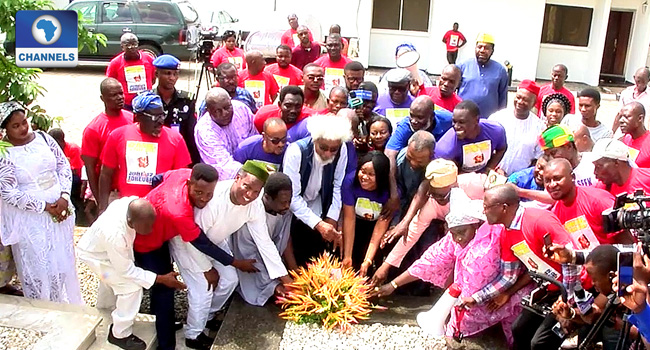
[611,0,650,82]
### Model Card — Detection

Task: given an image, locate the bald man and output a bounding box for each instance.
[545,158,632,245]
[195,88,258,180]
[419,65,463,112]
[620,102,650,167]
[238,50,279,109]
[106,33,155,110]
[573,124,593,153]
[78,197,186,350]
[326,86,349,115]
[281,14,312,49]
[619,67,650,130]
[234,117,288,170]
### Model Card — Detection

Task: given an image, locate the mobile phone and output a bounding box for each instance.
[617,251,634,297]
[543,233,552,257]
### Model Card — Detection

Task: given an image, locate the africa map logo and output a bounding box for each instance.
[16,10,78,68]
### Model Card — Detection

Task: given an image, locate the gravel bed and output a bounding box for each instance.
[0,326,45,350]
[279,322,446,350]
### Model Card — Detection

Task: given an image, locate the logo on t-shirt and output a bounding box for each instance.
[125,141,158,185]
[564,215,599,250]
[125,65,148,94]
[245,80,266,108]
[324,68,344,95]
[461,140,491,172]
[511,240,560,280]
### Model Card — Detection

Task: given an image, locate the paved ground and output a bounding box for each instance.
[37,62,626,146]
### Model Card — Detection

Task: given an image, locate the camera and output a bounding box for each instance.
[602,190,650,254]
[195,29,219,63]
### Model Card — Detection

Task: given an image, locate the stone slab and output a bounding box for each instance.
[0,294,102,350]
[212,294,286,350]
[88,310,157,350]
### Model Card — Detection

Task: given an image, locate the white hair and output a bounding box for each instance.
[307,114,352,142]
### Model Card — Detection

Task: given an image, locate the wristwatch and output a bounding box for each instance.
[61,192,70,202]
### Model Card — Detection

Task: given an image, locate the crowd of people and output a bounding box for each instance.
[3,13,650,350]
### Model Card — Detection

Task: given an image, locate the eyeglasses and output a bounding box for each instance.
[317,142,340,153]
[265,135,287,145]
[141,112,166,122]
[346,76,363,83]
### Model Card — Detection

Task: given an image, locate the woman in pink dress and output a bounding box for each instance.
[372,192,531,348]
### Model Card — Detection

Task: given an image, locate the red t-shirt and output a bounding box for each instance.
[106,52,156,106]
[264,63,304,90]
[135,168,200,253]
[596,167,650,196]
[536,84,576,117]
[238,70,280,109]
[442,30,466,52]
[281,28,313,49]
[420,86,462,112]
[551,186,619,245]
[500,207,572,282]
[623,131,650,168]
[314,55,353,70]
[100,124,191,198]
[64,142,83,176]
[253,104,314,133]
[82,111,134,173]
[210,47,247,71]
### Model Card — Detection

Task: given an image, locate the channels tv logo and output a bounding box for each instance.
[16,10,78,68]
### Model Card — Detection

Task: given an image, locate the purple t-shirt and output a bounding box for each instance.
[373,92,415,127]
[233,134,285,169]
[434,119,507,173]
[342,179,390,221]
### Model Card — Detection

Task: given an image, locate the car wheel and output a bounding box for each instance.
[139,44,162,58]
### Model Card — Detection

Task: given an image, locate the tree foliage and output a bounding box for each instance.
[0,0,106,130]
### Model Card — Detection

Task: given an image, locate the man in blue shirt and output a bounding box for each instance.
[457,33,508,118]
[374,68,415,126]
[385,95,452,153]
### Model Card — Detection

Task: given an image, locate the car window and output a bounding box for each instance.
[217,11,227,24]
[68,2,97,22]
[136,2,181,24]
[177,2,199,24]
[223,11,234,23]
[102,2,133,23]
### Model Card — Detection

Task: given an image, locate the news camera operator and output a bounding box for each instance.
[614,243,650,344]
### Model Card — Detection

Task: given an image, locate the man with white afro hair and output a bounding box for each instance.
[282,114,352,266]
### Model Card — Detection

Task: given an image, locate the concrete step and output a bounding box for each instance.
[0,294,102,350]
[87,310,157,350]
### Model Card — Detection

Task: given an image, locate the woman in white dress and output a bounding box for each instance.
[0,102,81,303]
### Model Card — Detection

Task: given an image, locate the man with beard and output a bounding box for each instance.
[150,54,200,164]
[264,45,303,90]
[488,79,545,175]
[215,63,258,114]
[282,115,351,266]
[254,85,314,136]
[291,25,321,70]
[435,100,507,173]
[417,64,462,112]
[195,88,257,180]
[234,117,288,170]
[106,33,155,111]
[457,33,508,118]
[98,92,191,212]
[231,172,297,306]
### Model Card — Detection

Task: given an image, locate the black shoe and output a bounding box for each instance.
[184,333,213,350]
[107,324,146,350]
[174,321,183,331]
[205,317,223,331]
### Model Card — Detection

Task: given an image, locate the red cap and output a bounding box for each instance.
[448,283,462,298]
[518,79,540,96]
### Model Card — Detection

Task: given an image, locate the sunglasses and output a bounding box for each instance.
[265,135,287,145]
[389,86,408,93]
[317,143,340,153]
[141,112,165,122]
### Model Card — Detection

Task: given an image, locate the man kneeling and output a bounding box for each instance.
[77,197,186,350]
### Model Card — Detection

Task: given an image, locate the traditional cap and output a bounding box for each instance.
[385,68,412,85]
[241,160,271,183]
[445,189,485,229]
[538,125,574,151]
[395,43,420,68]
[0,101,25,128]
[518,79,540,96]
[152,54,181,70]
[476,32,495,44]
[132,91,164,114]
[425,159,458,188]
[541,93,572,116]
[592,138,636,167]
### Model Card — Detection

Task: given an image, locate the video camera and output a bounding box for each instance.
[195,29,219,63]
[602,190,650,255]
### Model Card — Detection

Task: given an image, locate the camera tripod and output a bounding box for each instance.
[579,293,644,350]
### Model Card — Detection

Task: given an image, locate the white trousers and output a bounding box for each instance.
[96,280,143,338]
[174,244,238,339]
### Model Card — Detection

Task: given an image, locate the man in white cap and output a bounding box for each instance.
[593,138,650,195]
[457,33,508,118]
[374,68,415,126]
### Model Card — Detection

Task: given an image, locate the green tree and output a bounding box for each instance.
[0,0,106,130]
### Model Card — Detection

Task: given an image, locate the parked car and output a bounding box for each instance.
[65,0,201,60]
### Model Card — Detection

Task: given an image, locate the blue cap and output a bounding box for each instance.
[153,54,180,70]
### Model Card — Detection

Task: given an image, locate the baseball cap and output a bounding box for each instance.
[592,138,637,167]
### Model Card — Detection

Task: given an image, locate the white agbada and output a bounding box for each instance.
[231,210,292,306]
[488,108,545,175]
[170,180,287,339]
[77,196,156,338]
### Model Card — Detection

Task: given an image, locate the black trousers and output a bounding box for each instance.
[134,242,175,350]
[290,217,330,267]
[512,309,563,350]
[447,51,458,64]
